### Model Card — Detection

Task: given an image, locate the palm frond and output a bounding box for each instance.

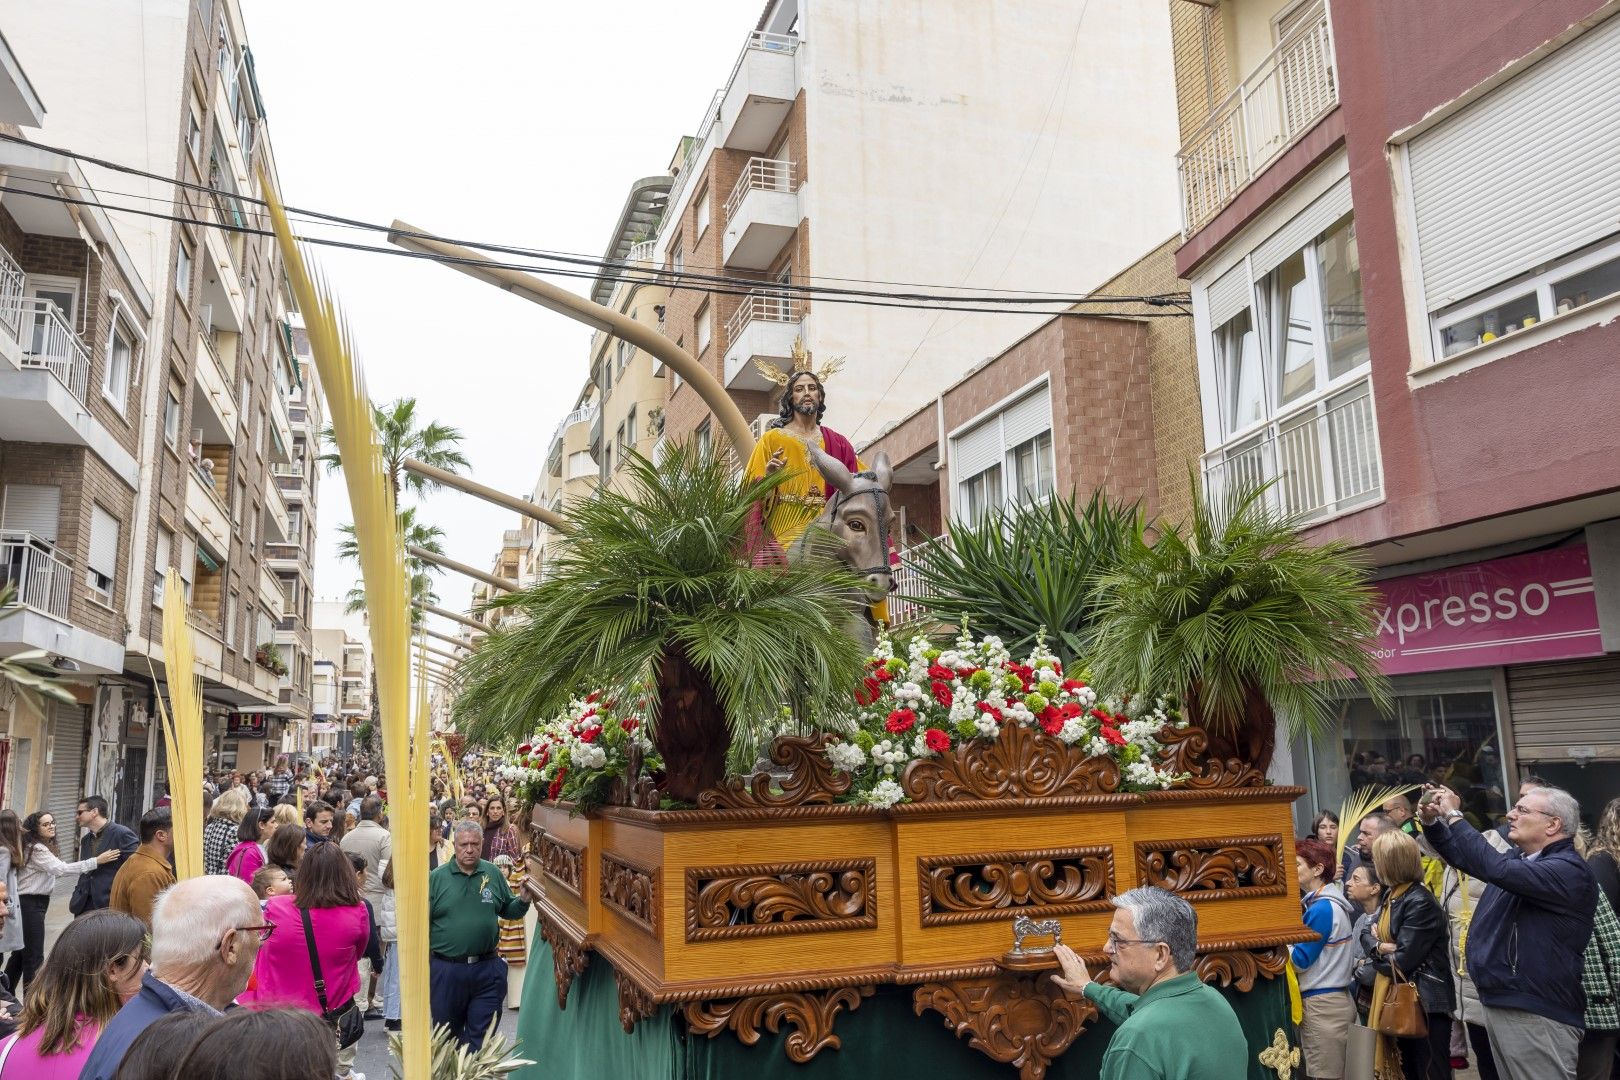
[1336,782,1423,867]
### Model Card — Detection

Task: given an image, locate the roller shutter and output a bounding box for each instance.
[1508,656,1620,764]
[46,700,88,844]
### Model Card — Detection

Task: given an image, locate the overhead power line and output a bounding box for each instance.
[0,131,1189,315]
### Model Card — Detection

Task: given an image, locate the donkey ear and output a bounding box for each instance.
[807,444,856,495]
[872,452,892,491]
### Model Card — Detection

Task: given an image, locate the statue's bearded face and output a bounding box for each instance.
[789,375,823,416]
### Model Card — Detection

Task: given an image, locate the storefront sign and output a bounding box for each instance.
[1372,545,1602,675]
[228,712,269,737]
[311,721,337,734]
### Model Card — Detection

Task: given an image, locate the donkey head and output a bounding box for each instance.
[806,445,894,603]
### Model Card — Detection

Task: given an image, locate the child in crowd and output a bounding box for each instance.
[347,851,384,1014]
[250,865,292,908]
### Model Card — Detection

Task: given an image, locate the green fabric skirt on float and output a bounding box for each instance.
[512,938,1298,1079]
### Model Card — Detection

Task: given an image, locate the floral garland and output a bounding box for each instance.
[499,691,660,809]
[830,627,1187,808]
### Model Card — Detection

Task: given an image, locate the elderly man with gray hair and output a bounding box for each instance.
[1051,886,1248,1079]
[79,875,267,1080]
[1421,781,1597,1080]
[428,817,530,1049]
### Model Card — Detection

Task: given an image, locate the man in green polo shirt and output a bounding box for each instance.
[1052,886,1249,1080]
[429,819,530,1049]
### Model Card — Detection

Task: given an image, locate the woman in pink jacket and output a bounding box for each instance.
[240,840,369,1080]
[225,808,273,884]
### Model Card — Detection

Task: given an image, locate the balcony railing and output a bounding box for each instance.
[272,460,305,477]
[726,158,797,221]
[0,245,25,348]
[725,290,803,346]
[0,531,73,621]
[890,536,948,628]
[1202,378,1380,525]
[18,298,91,403]
[625,240,656,263]
[1176,0,1336,235]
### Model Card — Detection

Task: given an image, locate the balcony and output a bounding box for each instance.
[184,469,232,558]
[625,240,656,264]
[723,158,801,269]
[724,292,804,391]
[0,531,72,621]
[268,389,293,463]
[0,244,24,368]
[192,332,239,441]
[1176,0,1337,235]
[890,535,947,628]
[264,476,292,542]
[258,562,285,620]
[263,542,300,571]
[1201,378,1381,526]
[17,297,90,403]
[718,31,801,152]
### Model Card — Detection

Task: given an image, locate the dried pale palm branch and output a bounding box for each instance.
[1336,782,1423,868]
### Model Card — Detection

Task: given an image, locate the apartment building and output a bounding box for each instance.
[313,600,371,754]
[1,0,318,823]
[655,0,1182,450]
[1168,0,1620,825]
[309,654,336,754]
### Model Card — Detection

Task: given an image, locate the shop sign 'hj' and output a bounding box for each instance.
[1371,545,1601,675]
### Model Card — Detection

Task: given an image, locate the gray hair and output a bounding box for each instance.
[150,876,260,972]
[451,819,483,842]
[1111,886,1198,972]
[1527,785,1581,839]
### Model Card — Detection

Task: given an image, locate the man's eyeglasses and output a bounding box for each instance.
[1511,804,1552,818]
[222,921,276,947]
[1105,933,1164,952]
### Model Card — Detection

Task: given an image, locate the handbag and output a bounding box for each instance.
[299,906,365,1050]
[1344,1023,1378,1080]
[68,830,107,916]
[1373,959,1428,1038]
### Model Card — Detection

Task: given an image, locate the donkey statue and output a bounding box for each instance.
[793,445,896,651]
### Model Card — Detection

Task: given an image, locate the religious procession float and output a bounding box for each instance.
[444,353,1389,1080]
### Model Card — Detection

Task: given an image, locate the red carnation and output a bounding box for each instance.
[517,743,532,755]
[855,676,882,706]
[924,728,951,753]
[885,708,917,734]
[1038,706,1065,736]
[931,681,953,707]
[874,665,894,682]
[547,770,567,801]
[620,717,638,734]
[578,725,602,744]
[585,691,601,703]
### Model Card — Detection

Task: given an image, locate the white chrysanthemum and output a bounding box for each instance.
[866,779,906,808]
[973,713,1000,737]
[949,696,976,724]
[1086,736,1112,758]
[895,682,926,705]
[574,745,608,770]
[1073,686,1098,708]
[1004,703,1036,727]
[910,733,934,758]
[1057,717,1087,745]
[1125,761,1174,789]
[826,741,868,772]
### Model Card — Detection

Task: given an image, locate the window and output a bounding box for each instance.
[239,375,251,420]
[949,382,1053,519]
[225,591,238,649]
[625,404,638,455]
[176,238,193,301]
[696,302,712,355]
[187,95,204,163]
[244,502,256,555]
[179,535,196,603]
[245,271,258,320]
[694,419,712,458]
[87,505,119,603]
[255,410,265,458]
[695,184,711,237]
[154,526,172,607]
[616,338,632,375]
[233,479,245,522]
[164,385,183,449]
[599,442,613,484]
[103,315,135,409]
[671,240,684,276]
[2,484,61,542]
[1405,15,1620,366]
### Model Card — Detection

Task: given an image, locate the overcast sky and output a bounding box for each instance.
[239,0,756,639]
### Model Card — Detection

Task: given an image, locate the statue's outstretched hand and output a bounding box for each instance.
[764,448,786,474]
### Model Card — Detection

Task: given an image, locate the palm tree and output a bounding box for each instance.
[320,396,470,500]
[452,442,869,802]
[0,586,75,708]
[905,492,1142,664]
[1089,479,1391,772]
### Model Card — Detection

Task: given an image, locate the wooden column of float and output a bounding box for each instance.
[524,725,1310,1080]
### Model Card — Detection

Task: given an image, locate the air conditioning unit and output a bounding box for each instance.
[749,413,777,441]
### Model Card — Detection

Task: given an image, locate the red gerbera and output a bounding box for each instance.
[1038,706,1065,736]
[855,676,882,706]
[885,708,917,734]
[1061,679,1086,693]
[927,663,953,681]
[924,728,951,753]
[931,681,953,707]
[976,702,1005,724]
[1101,726,1127,747]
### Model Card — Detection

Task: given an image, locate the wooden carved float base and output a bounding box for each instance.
[683,986,877,1063]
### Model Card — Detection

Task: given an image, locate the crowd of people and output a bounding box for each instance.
[1293,781,1620,1080]
[0,750,536,1079]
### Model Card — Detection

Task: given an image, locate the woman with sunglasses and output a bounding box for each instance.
[239,839,371,1080]
[4,812,120,994]
[0,909,148,1078]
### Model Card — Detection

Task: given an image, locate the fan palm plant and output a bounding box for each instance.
[453,441,869,802]
[320,396,470,500]
[1089,479,1391,771]
[0,586,75,708]
[904,492,1142,664]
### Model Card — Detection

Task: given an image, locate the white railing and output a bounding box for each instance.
[273,460,305,477]
[0,531,73,621]
[1202,378,1380,524]
[889,536,948,627]
[625,240,656,263]
[726,158,797,221]
[1176,0,1336,234]
[18,298,91,403]
[726,290,803,345]
[0,244,25,347]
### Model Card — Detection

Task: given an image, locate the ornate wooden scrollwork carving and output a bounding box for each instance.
[600,853,658,934]
[1135,835,1286,902]
[537,832,583,897]
[902,722,1122,803]
[1194,943,1290,993]
[1155,724,1269,789]
[685,859,876,941]
[683,986,876,1063]
[918,846,1114,926]
[697,735,853,810]
[913,971,1098,1080]
[616,969,658,1034]
[537,914,589,1010]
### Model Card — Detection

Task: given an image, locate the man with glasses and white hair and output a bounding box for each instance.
[79,875,268,1080]
[429,817,530,1050]
[1051,886,1248,1079]
[1420,781,1597,1080]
